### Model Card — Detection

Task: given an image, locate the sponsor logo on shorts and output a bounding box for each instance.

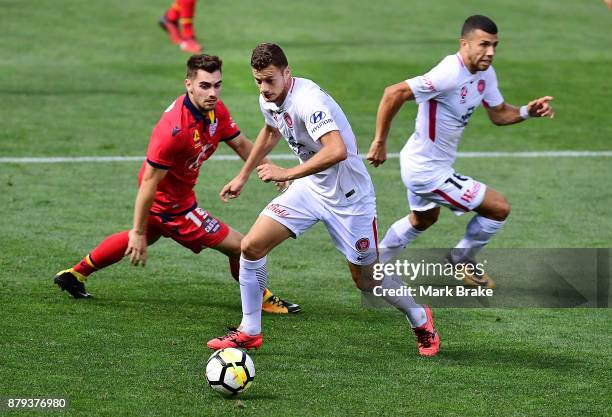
[202,214,221,233]
[355,238,370,252]
[310,111,327,124]
[461,182,481,204]
[283,112,293,128]
[477,79,486,94]
[266,203,290,218]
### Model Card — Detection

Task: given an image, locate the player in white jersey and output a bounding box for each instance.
[208,43,440,356]
[367,15,554,288]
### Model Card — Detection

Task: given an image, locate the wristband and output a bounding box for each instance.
[519,105,530,120]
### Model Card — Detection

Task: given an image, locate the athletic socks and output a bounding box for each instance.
[452,215,506,263]
[73,231,130,278]
[379,274,427,328]
[379,217,423,263]
[238,256,267,336]
[164,0,196,38]
[178,0,196,39]
[165,0,181,22]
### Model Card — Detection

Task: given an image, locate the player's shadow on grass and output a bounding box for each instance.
[439,346,585,371]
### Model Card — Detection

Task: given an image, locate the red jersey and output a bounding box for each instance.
[139,94,240,213]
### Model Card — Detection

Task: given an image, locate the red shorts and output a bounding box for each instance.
[147,203,230,253]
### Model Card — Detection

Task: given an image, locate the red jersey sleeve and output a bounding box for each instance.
[216,101,241,142]
[146,121,176,169]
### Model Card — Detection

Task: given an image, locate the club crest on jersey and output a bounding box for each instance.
[355,238,370,253]
[460,86,468,103]
[310,111,327,124]
[208,110,218,136]
[477,79,486,94]
[283,112,293,128]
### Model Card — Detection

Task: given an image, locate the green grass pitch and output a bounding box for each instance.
[1,0,611,416]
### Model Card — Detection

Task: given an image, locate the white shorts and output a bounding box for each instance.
[261,180,378,265]
[404,171,487,216]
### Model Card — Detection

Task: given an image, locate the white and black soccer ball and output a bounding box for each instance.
[205,348,255,396]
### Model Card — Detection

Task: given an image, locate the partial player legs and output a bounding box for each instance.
[348,261,426,327]
[159,0,202,52]
[212,227,301,314]
[474,186,511,221]
[452,187,510,261]
[348,261,439,356]
[53,227,161,298]
[450,187,510,288]
[238,216,294,334]
[207,216,294,350]
[379,207,440,263]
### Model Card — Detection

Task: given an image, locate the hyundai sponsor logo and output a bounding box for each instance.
[310,111,326,124]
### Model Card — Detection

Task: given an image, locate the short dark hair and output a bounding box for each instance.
[250,43,288,71]
[186,54,222,78]
[461,15,498,37]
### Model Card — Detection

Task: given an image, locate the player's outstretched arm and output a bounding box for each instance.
[367,81,415,167]
[125,164,167,266]
[486,96,555,126]
[256,130,347,183]
[219,124,281,201]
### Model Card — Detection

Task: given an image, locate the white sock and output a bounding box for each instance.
[238,255,268,335]
[380,274,427,328]
[379,217,423,264]
[452,215,506,262]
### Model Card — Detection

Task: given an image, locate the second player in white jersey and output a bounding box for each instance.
[367,15,555,289]
[259,76,374,206]
[403,52,503,189]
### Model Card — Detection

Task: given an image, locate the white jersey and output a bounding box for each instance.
[260,77,374,206]
[402,53,504,192]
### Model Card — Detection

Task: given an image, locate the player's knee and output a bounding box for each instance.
[410,211,438,230]
[489,198,511,221]
[240,235,268,260]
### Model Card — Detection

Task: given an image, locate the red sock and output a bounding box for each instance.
[74,231,129,277]
[165,0,181,22]
[229,257,239,282]
[178,0,197,39]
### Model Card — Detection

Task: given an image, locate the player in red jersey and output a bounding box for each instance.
[54,54,300,315]
[159,0,202,53]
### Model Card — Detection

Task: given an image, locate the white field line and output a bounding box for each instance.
[0,151,611,164]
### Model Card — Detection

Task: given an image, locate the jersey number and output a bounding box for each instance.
[444,173,469,190]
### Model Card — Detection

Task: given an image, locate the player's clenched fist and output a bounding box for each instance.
[366,140,387,167]
[219,175,248,202]
[256,163,288,182]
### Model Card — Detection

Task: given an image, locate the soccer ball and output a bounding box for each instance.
[205,348,255,396]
